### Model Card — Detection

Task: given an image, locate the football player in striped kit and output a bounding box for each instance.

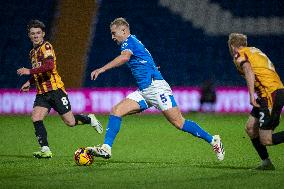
[17,20,102,158]
[228,33,284,170]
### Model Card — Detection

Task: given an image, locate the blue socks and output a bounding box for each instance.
[181,120,213,143]
[104,115,122,147]
[104,116,212,147]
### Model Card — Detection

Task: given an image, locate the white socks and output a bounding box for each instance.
[41,146,50,152]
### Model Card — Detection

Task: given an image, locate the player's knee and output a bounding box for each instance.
[245,126,254,138]
[110,106,122,116]
[245,123,258,138]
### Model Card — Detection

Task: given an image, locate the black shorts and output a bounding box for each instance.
[250,89,284,130]
[33,89,72,115]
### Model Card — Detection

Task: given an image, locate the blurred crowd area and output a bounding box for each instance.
[1,0,284,89]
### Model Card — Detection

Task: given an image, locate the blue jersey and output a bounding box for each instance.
[121,35,163,90]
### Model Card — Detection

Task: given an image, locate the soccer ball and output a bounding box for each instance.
[74,147,94,166]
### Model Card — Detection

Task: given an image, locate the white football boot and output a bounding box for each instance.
[211,135,225,161]
[86,144,111,159]
[88,114,103,134]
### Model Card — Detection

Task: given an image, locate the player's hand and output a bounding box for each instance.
[91,68,105,80]
[250,96,260,108]
[20,81,30,92]
[17,67,31,76]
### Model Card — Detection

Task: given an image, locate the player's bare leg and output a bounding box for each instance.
[245,116,259,138]
[259,129,273,145]
[60,111,103,134]
[163,107,225,161]
[246,116,274,170]
[60,111,76,126]
[32,106,49,122]
[32,106,52,158]
[111,98,142,117]
[162,107,184,129]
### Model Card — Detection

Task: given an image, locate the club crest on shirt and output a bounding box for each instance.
[32,61,41,68]
[45,43,51,50]
[122,43,128,48]
[44,43,53,57]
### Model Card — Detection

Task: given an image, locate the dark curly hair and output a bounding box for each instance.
[27,19,46,33]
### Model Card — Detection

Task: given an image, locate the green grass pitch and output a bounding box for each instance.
[0,113,284,189]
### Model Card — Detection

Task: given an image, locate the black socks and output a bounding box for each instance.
[272,131,284,145]
[74,114,91,125]
[33,120,48,147]
[251,137,269,160]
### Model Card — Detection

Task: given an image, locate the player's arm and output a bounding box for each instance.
[237,59,260,107]
[30,57,54,74]
[91,50,132,80]
[17,57,54,76]
[20,80,31,92]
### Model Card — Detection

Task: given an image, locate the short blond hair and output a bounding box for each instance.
[228,33,247,48]
[228,33,247,55]
[110,17,130,29]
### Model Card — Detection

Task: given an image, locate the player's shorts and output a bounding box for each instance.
[33,88,71,115]
[250,88,284,130]
[126,79,177,111]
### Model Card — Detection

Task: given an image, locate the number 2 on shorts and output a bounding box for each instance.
[259,112,265,127]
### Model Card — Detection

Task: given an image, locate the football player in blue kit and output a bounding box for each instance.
[87,17,225,161]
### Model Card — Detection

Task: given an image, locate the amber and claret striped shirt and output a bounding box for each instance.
[233,47,284,108]
[29,41,65,94]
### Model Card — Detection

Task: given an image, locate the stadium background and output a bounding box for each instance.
[1,2,284,188]
[0,0,284,114]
